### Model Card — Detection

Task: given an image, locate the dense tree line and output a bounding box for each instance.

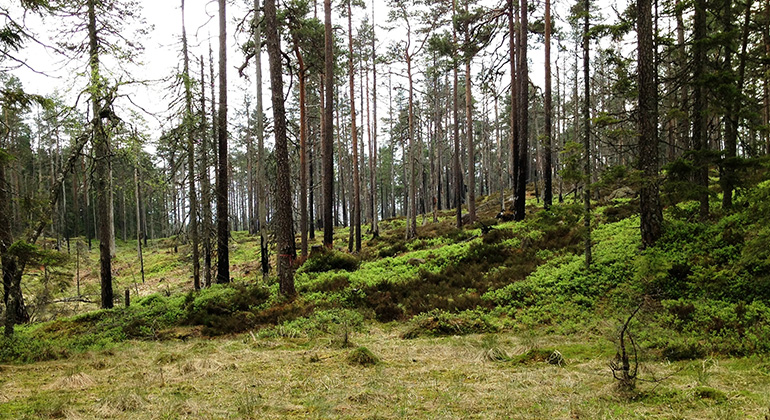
[2,0,769,335]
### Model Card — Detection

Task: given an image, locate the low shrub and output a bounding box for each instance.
[661,339,705,361]
[693,386,727,403]
[298,274,350,294]
[259,308,364,340]
[300,249,360,273]
[510,348,561,365]
[183,284,271,335]
[0,334,70,363]
[401,309,498,339]
[347,346,380,366]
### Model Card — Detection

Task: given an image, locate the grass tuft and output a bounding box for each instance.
[44,372,95,390]
[401,309,498,339]
[694,386,728,403]
[348,346,380,367]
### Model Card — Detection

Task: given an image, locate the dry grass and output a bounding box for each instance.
[2,327,770,419]
[43,372,95,391]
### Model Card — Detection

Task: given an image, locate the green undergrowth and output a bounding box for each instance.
[401,309,500,339]
[483,180,770,357]
[4,178,770,364]
[0,283,279,363]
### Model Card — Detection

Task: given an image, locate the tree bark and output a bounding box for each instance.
[370,3,379,237]
[543,0,553,209]
[582,0,592,267]
[1,161,21,337]
[348,0,361,252]
[215,0,230,284]
[134,166,145,284]
[323,0,335,247]
[692,0,709,220]
[199,56,213,287]
[638,0,662,248]
[181,0,200,290]
[254,1,269,278]
[89,0,114,308]
[295,43,309,258]
[722,0,752,210]
[513,0,528,221]
[508,0,518,208]
[465,56,476,224]
[406,47,418,239]
[453,0,462,229]
[265,0,297,297]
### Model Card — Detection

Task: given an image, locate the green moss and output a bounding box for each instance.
[694,386,727,403]
[347,346,380,366]
[299,249,360,273]
[401,309,498,339]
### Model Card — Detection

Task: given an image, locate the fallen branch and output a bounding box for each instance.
[52,296,95,304]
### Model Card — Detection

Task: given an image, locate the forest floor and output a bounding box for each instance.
[4,185,770,419]
[2,324,770,419]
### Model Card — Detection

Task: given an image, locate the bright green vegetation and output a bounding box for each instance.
[3,180,770,418]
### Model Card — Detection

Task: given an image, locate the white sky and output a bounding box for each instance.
[7,0,627,150]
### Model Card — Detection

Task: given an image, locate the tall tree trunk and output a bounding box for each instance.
[692,0,709,220]
[121,189,126,242]
[215,0,230,284]
[370,4,379,237]
[348,0,361,252]
[513,0,528,221]
[295,43,309,258]
[638,0,662,248]
[722,0,752,210]
[389,74,397,218]
[181,0,200,290]
[465,56,476,223]
[265,0,297,297]
[109,171,116,258]
[453,0,462,229]
[89,0,114,308]
[247,117,255,236]
[337,88,347,227]
[1,161,20,337]
[309,81,316,240]
[543,0,553,209]
[134,166,145,284]
[323,0,335,247]
[406,48,418,239]
[254,1,269,277]
[199,56,213,287]
[764,0,770,155]
[508,0,518,208]
[432,55,442,223]
[675,0,689,155]
[496,92,504,210]
[359,61,367,227]
[582,0,592,267]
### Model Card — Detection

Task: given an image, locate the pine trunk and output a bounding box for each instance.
[89,0,114,308]
[215,0,230,284]
[465,58,476,223]
[266,0,297,296]
[638,0,662,248]
[513,0,528,221]
[543,0,553,209]
[323,0,335,247]
[348,0,361,251]
[582,0,592,267]
[181,0,200,290]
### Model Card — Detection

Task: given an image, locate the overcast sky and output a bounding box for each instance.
[7,0,626,149]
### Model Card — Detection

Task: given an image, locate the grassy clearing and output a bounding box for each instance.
[2,327,769,419]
